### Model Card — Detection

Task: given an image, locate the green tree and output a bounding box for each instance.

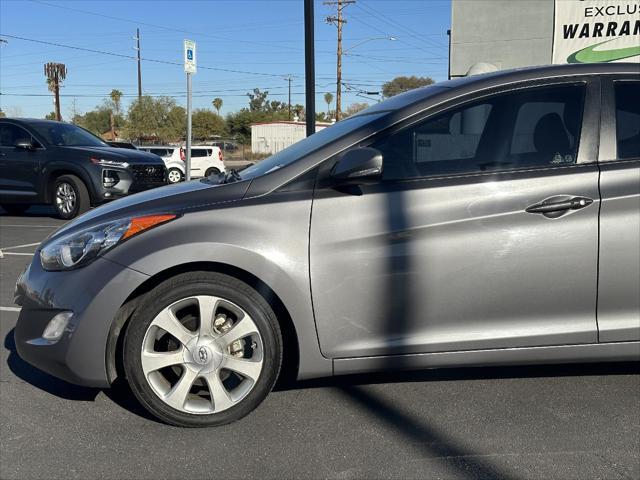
[109,89,123,116]
[342,102,369,118]
[74,107,112,134]
[125,96,185,143]
[0,109,6,118]
[247,88,269,112]
[212,97,223,115]
[381,75,434,98]
[45,112,56,120]
[192,109,227,141]
[324,92,333,118]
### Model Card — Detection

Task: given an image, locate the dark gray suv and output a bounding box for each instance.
[14,64,640,427]
[0,119,167,219]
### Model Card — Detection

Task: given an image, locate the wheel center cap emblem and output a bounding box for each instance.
[195,346,210,365]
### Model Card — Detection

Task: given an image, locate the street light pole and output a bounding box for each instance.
[304,0,316,136]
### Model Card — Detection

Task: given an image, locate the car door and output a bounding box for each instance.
[310,79,601,359]
[189,148,207,177]
[0,122,43,200]
[596,77,640,342]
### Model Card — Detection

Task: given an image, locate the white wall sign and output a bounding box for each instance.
[184,39,197,74]
[552,0,640,64]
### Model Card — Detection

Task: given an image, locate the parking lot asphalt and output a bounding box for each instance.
[0,206,638,480]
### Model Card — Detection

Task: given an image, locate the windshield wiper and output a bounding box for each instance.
[219,168,242,184]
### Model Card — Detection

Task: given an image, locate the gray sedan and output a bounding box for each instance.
[14,63,640,427]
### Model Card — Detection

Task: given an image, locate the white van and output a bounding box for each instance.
[139,145,225,183]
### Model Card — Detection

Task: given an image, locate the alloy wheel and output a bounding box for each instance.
[141,295,264,414]
[55,182,76,215]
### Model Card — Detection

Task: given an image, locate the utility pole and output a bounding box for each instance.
[325,0,355,121]
[135,28,142,99]
[44,62,67,121]
[287,75,292,121]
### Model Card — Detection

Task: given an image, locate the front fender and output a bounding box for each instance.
[103,191,332,380]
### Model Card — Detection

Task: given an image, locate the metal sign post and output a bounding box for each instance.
[184,39,196,181]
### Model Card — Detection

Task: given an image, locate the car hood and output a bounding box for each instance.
[44,178,251,244]
[64,146,165,164]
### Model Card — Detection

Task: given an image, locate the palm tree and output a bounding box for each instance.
[212,97,223,115]
[109,89,123,116]
[324,92,334,120]
[44,62,67,121]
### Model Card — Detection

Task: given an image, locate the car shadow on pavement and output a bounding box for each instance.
[4,328,170,423]
[278,361,639,391]
[4,328,99,401]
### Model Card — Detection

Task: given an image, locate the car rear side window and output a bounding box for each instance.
[371,84,585,180]
[191,149,208,157]
[615,82,640,160]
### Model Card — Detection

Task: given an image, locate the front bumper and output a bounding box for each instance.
[14,255,149,388]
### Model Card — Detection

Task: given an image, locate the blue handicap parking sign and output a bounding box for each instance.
[187,49,193,60]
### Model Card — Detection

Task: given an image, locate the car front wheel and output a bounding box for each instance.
[53,174,90,219]
[123,272,282,427]
[167,168,184,184]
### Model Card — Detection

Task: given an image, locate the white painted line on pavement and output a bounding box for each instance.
[1,242,40,251]
[0,224,59,228]
[1,252,33,256]
[0,306,21,312]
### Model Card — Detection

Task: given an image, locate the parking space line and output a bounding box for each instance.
[0,252,33,257]
[1,242,40,251]
[0,306,21,312]
[0,224,59,228]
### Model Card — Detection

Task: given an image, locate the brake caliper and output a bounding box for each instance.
[213,313,244,357]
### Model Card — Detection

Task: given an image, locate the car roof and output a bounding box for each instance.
[361,63,640,116]
[0,118,70,126]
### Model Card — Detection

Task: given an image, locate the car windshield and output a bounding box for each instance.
[30,122,109,147]
[234,112,387,181]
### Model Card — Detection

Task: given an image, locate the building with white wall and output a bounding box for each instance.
[449,0,639,78]
[251,121,332,155]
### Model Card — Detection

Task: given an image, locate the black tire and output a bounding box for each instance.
[205,167,220,177]
[167,168,184,184]
[1,204,29,216]
[123,272,283,427]
[52,174,90,220]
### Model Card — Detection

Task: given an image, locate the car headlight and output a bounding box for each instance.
[90,157,129,168]
[40,214,177,271]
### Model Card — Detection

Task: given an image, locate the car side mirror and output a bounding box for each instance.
[330,147,383,185]
[14,138,36,150]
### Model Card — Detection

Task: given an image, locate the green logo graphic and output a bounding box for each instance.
[567,39,640,64]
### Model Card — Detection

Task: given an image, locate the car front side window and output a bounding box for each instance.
[0,124,37,148]
[371,83,586,181]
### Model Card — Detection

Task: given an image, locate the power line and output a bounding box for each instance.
[29,0,304,53]
[0,34,300,79]
[356,1,447,49]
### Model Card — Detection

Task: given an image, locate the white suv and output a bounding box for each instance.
[138,145,225,183]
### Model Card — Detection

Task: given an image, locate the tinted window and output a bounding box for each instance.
[0,124,34,147]
[615,82,640,160]
[191,149,208,157]
[238,112,386,180]
[30,122,107,147]
[371,84,585,180]
[147,148,172,157]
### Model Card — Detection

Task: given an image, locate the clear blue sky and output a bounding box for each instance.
[0,0,451,119]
